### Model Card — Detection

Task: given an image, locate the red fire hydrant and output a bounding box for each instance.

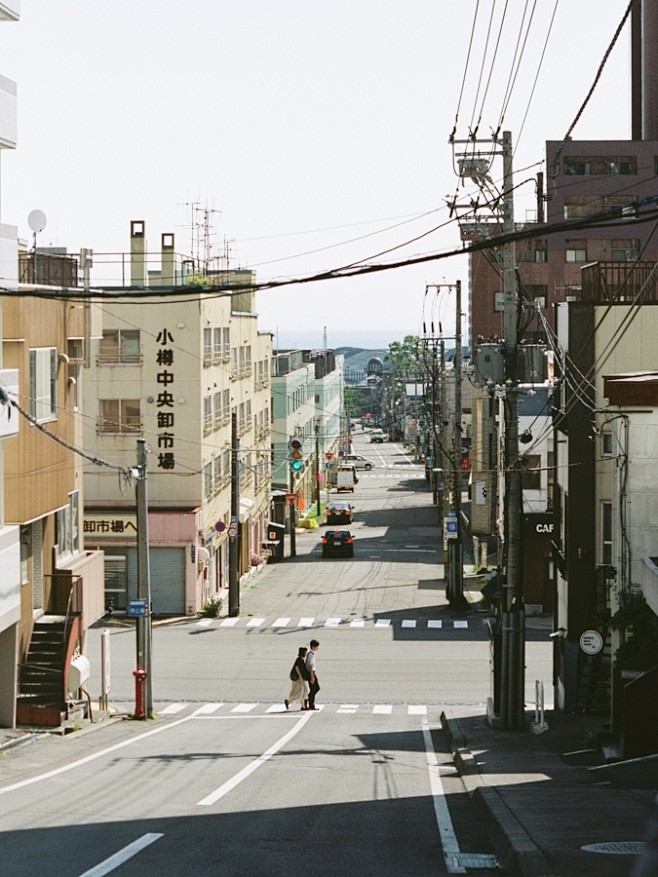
[133,668,148,719]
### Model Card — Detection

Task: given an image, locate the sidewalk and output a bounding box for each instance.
[441,707,656,876]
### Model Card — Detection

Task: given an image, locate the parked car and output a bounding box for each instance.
[342,454,376,471]
[326,501,353,524]
[321,529,354,558]
[370,429,385,443]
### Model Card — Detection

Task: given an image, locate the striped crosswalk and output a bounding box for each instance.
[156,701,431,717]
[208,616,472,630]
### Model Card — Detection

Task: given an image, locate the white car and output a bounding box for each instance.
[341,454,376,471]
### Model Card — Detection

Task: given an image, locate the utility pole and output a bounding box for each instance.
[228,412,240,617]
[500,130,525,730]
[135,438,153,716]
[451,129,524,729]
[315,420,321,515]
[424,282,465,606]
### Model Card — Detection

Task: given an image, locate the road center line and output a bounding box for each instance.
[78,833,163,877]
[197,709,314,806]
[421,715,466,875]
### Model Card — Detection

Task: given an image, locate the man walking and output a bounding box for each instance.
[305,640,320,710]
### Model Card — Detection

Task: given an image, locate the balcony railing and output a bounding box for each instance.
[581,260,658,303]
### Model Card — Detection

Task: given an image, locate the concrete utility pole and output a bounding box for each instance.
[500,130,525,731]
[228,412,240,617]
[135,438,153,716]
[423,283,464,606]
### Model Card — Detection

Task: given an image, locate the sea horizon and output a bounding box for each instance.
[271,328,418,351]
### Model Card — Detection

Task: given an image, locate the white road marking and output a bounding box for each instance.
[196,618,212,627]
[372,704,393,714]
[402,620,417,628]
[421,716,467,874]
[246,618,265,627]
[349,618,365,628]
[325,617,341,627]
[375,619,391,627]
[231,703,257,713]
[266,704,288,713]
[428,620,443,629]
[198,710,314,806]
[408,705,427,715]
[220,618,239,627]
[0,712,198,797]
[337,704,359,713]
[160,702,186,715]
[272,617,290,627]
[195,702,223,714]
[454,620,468,629]
[78,833,163,877]
[298,617,314,627]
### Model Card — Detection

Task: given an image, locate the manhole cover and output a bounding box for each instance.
[581,841,646,855]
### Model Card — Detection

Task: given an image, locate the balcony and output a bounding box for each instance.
[581,261,658,304]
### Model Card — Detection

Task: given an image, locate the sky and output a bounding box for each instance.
[0,1,633,349]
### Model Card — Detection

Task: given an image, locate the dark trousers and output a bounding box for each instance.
[308,677,320,708]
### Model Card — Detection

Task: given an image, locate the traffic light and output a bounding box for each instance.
[289,437,304,473]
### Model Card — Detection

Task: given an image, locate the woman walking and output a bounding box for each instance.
[285,646,308,711]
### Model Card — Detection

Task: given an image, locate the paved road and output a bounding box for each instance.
[0,433,551,876]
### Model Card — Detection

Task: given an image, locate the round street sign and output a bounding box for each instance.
[214,520,226,532]
[580,629,603,655]
[227,525,239,539]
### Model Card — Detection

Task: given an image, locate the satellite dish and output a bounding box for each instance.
[27,209,47,234]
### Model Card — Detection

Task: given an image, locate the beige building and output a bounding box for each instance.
[82,222,272,615]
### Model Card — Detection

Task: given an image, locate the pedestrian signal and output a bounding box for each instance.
[289,437,304,473]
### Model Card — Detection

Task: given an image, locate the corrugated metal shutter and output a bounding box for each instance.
[150,547,185,616]
[103,546,184,616]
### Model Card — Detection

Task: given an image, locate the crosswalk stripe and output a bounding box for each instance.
[231,703,257,713]
[211,616,470,629]
[373,704,393,714]
[375,619,391,627]
[247,618,265,627]
[401,620,417,628]
[325,617,341,627]
[298,617,314,627]
[195,702,224,714]
[220,618,239,627]
[349,619,365,628]
[408,705,427,715]
[160,703,186,715]
[428,620,443,629]
[272,617,290,627]
[454,620,468,629]
[337,704,359,713]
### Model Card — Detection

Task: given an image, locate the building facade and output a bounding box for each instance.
[82,223,272,616]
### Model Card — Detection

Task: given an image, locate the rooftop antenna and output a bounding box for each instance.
[27,209,47,284]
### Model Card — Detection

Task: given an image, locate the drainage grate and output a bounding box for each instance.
[457,852,500,869]
[581,841,646,855]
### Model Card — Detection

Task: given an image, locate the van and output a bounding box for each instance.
[336,465,358,492]
[370,429,385,443]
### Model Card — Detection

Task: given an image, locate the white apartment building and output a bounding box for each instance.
[82,222,272,615]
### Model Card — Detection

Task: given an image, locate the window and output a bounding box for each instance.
[99,399,141,434]
[99,330,141,363]
[213,328,222,361]
[203,396,213,433]
[203,462,212,500]
[29,348,57,422]
[601,501,612,565]
[203,328,212,365]
[565,241,587,263]
[521,454,541,491]
[564,155,636,175]
[610,240,639,261]
[56,491,80,561]
[535,249,546,263]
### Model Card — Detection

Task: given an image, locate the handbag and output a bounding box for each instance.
[289,664,298,681]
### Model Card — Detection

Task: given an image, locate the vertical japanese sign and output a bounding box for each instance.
[156,328,176,470]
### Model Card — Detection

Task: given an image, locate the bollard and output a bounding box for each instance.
[133,668,148,719]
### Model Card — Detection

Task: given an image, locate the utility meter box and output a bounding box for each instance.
[69,654,91,692]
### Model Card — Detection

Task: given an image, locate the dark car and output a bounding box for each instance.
[321,529,354,558]
[326,501,353,525]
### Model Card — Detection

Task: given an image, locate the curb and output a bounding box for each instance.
[441,709,552,877]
